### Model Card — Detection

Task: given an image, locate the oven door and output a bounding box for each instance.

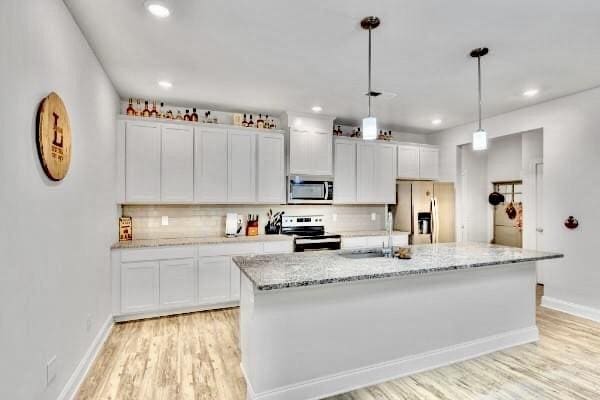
[288,180,333,204]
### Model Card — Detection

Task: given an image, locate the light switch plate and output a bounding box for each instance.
[371,213,377,221]
[46,356,57,386]
[161,216,169,226]
[332,214,337,222]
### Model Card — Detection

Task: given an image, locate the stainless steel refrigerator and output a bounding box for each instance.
[392,181,455,244]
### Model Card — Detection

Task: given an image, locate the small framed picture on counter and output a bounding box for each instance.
[119,216,133,241]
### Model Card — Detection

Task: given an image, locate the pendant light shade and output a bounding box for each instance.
[470,47,489,151]
[362,117,377,140]
[361,16,380,141]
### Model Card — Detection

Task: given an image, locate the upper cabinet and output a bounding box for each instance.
[118,117,285,204]
[396,144,440,180]
[194,127,229,202]
[334,138,396,204]
[161,125,194,202]
[124,121,162,202]
[284,112,335,176]
[257,133,286,203]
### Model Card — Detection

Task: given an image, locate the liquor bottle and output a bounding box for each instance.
[175,110,183,120]
[135,99,141,116]
[142,101,150,117]
[357,127,361,138]
[270,118,276,129]
[191,108,199,122]
[256,114,265,129]
[264,115,270,129]
[242,114,248,127]
[158,102,164,118]
[166,109,173,119]
[126,98,135,116]
[184,109,191,121]
[248,114,254,128]
[150,100,158,118]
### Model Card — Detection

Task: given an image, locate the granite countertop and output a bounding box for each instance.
[112,234,293,249]
[337,230,410,237]
[233,242,563,291]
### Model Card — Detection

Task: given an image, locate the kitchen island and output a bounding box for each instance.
[233,243,562,400]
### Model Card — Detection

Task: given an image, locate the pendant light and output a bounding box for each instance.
[361,16,380,141]
[470,47,489,151]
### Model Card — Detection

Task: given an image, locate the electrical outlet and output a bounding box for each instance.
[46,356,57,386]
[371,213,377,221]
[86,314,92,332]
[332,214,337,222]
[161,216,169,226]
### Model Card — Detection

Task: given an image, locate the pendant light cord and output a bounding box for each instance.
[477,55,482,131]
[368,26,372,117]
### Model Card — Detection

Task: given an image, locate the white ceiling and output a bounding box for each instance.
[65,0,600,133]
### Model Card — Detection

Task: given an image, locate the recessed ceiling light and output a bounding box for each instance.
[145,1,170,18]
[158,80,172,89]
[431,119,442,125]
[311,106,323,112]
[523,89,539,97]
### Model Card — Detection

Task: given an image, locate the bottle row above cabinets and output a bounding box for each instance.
[117,117,440,205]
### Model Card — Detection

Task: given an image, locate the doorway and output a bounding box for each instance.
[491,181,523,247]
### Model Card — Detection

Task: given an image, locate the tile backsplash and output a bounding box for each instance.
[123,205,387,240]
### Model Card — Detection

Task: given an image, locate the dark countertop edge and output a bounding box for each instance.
[235,253,564,291]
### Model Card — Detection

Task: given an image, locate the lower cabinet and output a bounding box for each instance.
[198,256,231,304]
[121,261,159,314]
[159,258,197,308]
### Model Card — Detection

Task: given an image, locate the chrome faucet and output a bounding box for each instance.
[382,211,394,258]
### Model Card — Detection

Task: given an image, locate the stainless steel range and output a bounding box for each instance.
[281,215,341,252]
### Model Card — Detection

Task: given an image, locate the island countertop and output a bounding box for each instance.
[233,242,563,291]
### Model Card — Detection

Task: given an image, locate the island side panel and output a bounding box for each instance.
[240,262,538,400]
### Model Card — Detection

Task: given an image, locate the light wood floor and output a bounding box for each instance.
[77,286,600,399]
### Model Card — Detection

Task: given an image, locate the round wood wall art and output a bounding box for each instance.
[37,92,72,181]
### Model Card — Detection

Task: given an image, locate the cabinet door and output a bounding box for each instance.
[257,133,285,203]
[230,262,241,301]
[289,129,312,175]
[310,130,333,175]
[121,261,159,313]
[228,130,256,203]
[198,256,231,304]
[333,140,357,203]
[374,144,397,204]
[195,127,228,202]
[125,122,161,202]
[159,258,197,308]
[419,147,440,180]
[161,125,194,202]
[397,145,420,179]
[356,143,376,203]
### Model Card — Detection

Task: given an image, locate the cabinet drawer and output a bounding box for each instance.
[121,246,196,262]
[391,234,409,247]
[198,242,262,257]
[367,236,388,248]
[263,240,293,254]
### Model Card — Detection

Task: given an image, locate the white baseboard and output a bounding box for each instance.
[114,301,239,322]
[542,296,600,322]
[244,326,539,400]
[57,315,114,400]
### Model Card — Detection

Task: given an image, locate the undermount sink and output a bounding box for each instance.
[339,249,386,259]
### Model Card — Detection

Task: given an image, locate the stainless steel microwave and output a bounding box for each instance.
[288,178,334,204]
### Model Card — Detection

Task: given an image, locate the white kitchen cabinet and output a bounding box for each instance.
[397,144,421,179]
[356,143,376,203]
[341,234,409,249]
[419,147,440,180]
[198,256,231,304]
[257,133,285,203]
[289,128,333,176]
[159,258,197,308]
[230,262,241,300]
[228,129,257,203]
[161,125,194,202]
[195,127,229,202]
[374,143,397,204]
[125,121,161,202]
[333,139,357,203]
[121,261,159,313]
